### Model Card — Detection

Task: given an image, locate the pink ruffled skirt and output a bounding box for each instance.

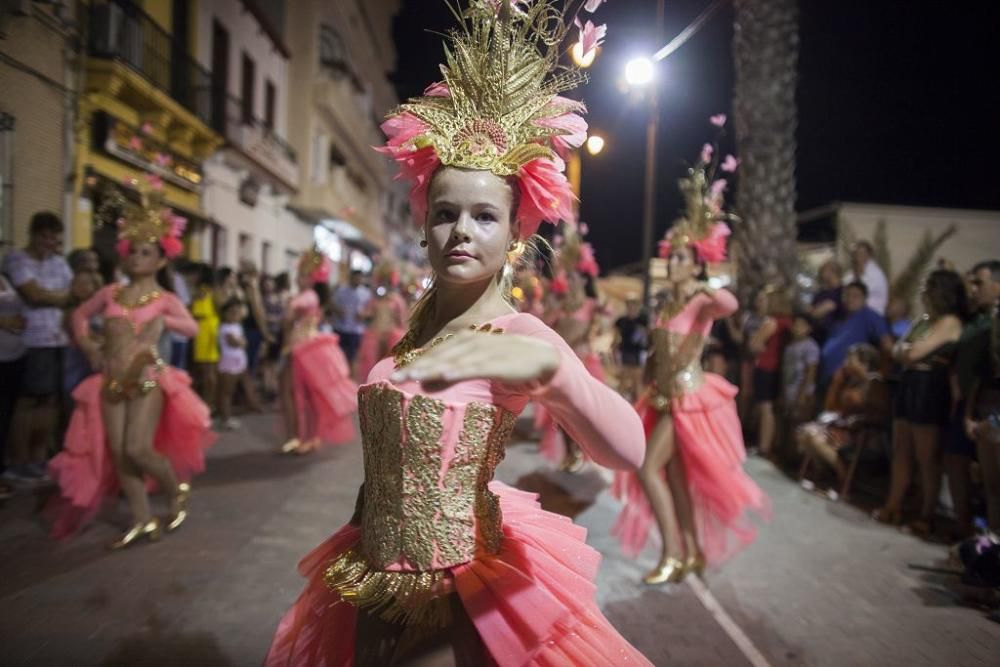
[356,327,405,385]
[47,368,215,538]
[291,334,358,446]
[536,352,605,464]
[613,374,770,567]
[265,482,651,666]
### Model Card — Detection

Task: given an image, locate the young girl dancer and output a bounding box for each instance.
[278,249,357,455]
[48,175,214,547]
[614,131,770,584]
[266,2,651,664]
[355,263,408,383]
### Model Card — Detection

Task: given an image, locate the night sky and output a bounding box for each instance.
[391,1,1000,272]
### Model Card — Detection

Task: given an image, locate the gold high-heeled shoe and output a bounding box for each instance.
[108,518,161,550]
[642,557,686,585]
[166,482,191,532]
[685,554,706,578]
[280,438,301,454]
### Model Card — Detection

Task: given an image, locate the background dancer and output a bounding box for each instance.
[47,175,214,547]
[266,2,652,664]
[277,248,357,455]
[355,262,408,383]
[614,134,770,584]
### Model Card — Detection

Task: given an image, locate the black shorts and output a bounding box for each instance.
[20,347,65,397]
[620,350,642,367]
[335,331,362,363]
[752,368,780,403]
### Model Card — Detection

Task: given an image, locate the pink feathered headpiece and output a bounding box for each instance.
[112,173,187,260]
[298,247,331,284]
[658,222,730,264]
[374,0,613,240]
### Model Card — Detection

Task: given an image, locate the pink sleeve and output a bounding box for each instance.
[162,293,198,338]
[291,289,318,315]
[513,318,644,470]
[71,285,111,340]
[700,288,738,321]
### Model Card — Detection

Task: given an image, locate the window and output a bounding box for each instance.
[241,52,255,124]
[318,25,347,72]
[264,80,276,131]
[261,241,272,274]
[238,233,252,262]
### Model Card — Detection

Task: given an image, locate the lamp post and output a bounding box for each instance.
[626,0,665,308]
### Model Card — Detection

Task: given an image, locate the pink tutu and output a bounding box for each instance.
[535,352,605,464]
[356,326,405,384]
[47,368,216,538]
[613,374,770,567]
[265,482,651,666]
[291,333,358,446]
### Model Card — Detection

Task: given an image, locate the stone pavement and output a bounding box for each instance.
[1,412,998,666]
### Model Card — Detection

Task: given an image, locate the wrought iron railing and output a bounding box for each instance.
[86,0,214,127]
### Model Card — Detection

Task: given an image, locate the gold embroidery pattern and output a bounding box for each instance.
[650,330,706,412]
[440,402,493,564]
[400,394,446,569]
[392,323,506,369]
[359,385,404,567]
[478,409,516,554]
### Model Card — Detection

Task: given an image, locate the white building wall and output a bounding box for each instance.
[201,158,313,271]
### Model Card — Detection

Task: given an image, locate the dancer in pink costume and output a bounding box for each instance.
[48,175,214,547]
[278,249,357,455]
[355,264,408,383]
[266,2,651,664]
[613,125,770,584]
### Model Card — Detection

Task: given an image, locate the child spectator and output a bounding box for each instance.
[782,313,820,424]
[63,270,104,394]
[217,299,248,430]
[749,287,793,457]
[190,264,219,408]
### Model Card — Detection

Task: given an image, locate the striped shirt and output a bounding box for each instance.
[2,248,71,348]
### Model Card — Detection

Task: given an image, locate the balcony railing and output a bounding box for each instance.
[87,0,214,128]
[212,93,299,186]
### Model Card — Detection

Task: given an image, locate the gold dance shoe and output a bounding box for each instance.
[109,518,161,550]
[642,557,686,585]
[166,482,191,532]
[685,554,706,579]
[280,438,301,454]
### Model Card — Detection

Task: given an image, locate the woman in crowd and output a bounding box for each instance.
[749,287,792,458]
[614,131,770,584]
[47,175,214,546]
[809,259,844,344]
[190,264,219,408]
[266,2,651,664]
[277,248,357,455]
[875,270,967,534]
[355,263,408,383]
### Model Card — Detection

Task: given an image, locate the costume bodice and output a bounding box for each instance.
[358,383,516,571]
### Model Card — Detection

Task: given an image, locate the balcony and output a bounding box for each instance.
[210,93,299,191]
[85,0,219,154]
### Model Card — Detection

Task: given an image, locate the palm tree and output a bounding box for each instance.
[731,0,800,300]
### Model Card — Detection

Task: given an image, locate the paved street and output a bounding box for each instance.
[2,411,999,666]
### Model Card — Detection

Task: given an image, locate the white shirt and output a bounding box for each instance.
[845,260,888,316]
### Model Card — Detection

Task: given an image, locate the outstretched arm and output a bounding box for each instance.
[162,293,198,338]
[699,287,738,321]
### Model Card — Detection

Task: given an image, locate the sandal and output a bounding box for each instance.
[872,507,902,526]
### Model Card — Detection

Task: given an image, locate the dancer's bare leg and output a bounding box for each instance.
[665,452,699,561]
[639,414,683,564]
[239,371,263,412]
[124,387,180,514]
[279,360,299,450]
[103,399,151,523]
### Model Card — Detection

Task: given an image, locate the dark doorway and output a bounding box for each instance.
[211,19,230,136]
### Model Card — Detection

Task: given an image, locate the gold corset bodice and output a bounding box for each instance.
[649,329,706,411]
[357,384,517,571]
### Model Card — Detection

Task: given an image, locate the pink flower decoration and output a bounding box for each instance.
[658,238,671,259]
[140,122,154,136]
[533,107,588,157]
[584,0,607,12]
[147,174,164,190]
[128,136,143,151]
[579,222,589,235]
[575,19,607,58]
[720,155,740,172]
[169,213,188,236]
[709,114,727,127]
[709,178,728,197]
[550,271,569,295]
[159,235,184,259]
[115,239,131,258]
[577,242,600,277]
[700,143,714,164]
[154,152,172,167]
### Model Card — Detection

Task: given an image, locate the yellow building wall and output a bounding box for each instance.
[141,0,173,33]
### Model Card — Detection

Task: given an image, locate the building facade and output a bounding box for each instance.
[284,0,403,282]
[192,0,311,273]
[0,2,76,250]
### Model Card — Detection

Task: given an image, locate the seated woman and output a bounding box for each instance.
[797,343,887,487]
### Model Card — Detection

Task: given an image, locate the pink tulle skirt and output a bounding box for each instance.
[612,374,770,567]
[355,327,405,384]
[47,368,216,538]
[535,352,605,464]
[291,334,358,446]
[265,482,651,667]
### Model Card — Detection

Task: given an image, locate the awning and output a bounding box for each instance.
[288,205,382,255]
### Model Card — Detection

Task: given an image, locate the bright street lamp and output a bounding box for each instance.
[624,57,655,86]
[586,134,605,156]
[571,41,597,68]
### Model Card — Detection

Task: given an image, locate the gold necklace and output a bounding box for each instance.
[393,322,506,369]
[113,284,163,310]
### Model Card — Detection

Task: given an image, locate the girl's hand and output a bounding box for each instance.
[390,331,559,387]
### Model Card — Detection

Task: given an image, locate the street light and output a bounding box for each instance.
[586,134,605,156]
[624,57,655,86]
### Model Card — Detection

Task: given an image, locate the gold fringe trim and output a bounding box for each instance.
[323,546,452,630]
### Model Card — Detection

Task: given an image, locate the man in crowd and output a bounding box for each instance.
[844,240,889,315]
[331,270,371,372]
[613,297,648,401]
[953,260,1000,534]
[819,281,892,395]
[1,211,72,482]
